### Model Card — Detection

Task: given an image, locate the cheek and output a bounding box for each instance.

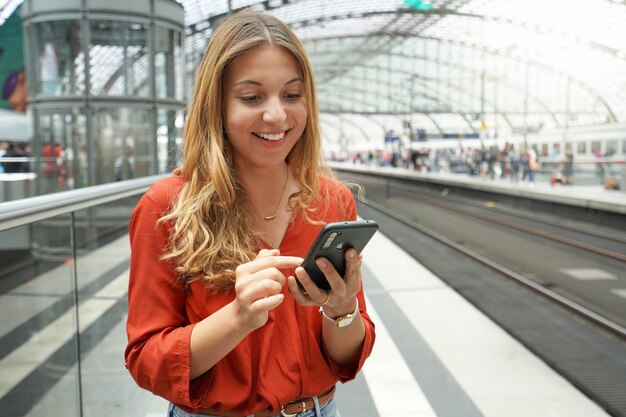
[225,105,254,131]
[292,103,308,125]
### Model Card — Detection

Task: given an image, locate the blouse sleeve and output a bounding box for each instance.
[323,182,376,382]
[124,184,213,407]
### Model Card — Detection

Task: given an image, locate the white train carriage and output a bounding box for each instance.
[522,123,626,174]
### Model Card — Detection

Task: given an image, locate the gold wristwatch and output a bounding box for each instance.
[319,300,359,327]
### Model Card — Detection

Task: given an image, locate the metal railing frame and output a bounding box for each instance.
[0,174,167,231]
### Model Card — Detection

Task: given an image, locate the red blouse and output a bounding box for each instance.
[125,174,376,415]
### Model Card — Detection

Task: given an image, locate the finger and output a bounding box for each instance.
[253,266,288,287]
[313,257,346,295]
[250,293,284,313]
[255,248,280,260]
[257,277,284,295]
[238,276,284,303]
[287,276,316,306]
[344,248,360,278]
[235,265,288,297]
[237,256,303,276]
[294,266,332,302]
[342,248,362,292]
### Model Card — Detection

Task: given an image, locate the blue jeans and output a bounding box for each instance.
[168,396,340,417]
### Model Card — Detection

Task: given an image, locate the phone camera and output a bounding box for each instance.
[322,232,337,249]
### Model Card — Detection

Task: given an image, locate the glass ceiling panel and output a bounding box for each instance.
[273,0,402,25]
[410,114,440,134]
[4,0,626,142]
[295,15,395,40]
[184,0,229,26]
[177,0,625,137]
[429,113,470,132]
[320,113,386,146]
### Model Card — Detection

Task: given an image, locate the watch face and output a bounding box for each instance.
[320,300,359,327]
[336,314,354,327]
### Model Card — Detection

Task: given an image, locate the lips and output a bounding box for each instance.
[253,131,287,141]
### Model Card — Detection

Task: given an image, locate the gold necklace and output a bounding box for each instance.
[263,170,289,221]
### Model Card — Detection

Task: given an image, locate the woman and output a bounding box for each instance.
[125,9,376,417]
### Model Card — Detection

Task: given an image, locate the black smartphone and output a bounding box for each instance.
[300,220,379,290]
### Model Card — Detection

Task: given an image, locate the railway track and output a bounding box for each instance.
[340,171,626,339]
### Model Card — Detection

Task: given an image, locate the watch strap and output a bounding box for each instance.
[319,299,359,327]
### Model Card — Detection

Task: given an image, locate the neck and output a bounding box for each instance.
[238,162,287,190]
[240,162,290,214]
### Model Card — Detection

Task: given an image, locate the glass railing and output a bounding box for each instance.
[0,174,169,417]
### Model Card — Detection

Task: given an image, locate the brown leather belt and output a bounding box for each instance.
[198,385,336,417]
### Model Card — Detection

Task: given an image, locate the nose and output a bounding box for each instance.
[262,97,287,124]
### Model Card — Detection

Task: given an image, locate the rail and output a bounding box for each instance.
[0,174,167,231]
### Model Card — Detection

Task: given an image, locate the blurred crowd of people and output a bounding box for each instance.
[337,142,576,188]
[0,142,33,173]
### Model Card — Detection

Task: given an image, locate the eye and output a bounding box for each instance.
[284,93,303,101]
[238,95,260,103]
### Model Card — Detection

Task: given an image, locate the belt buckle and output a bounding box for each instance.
[280,400,306,417]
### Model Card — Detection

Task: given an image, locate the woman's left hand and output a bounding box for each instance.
[288,248,363,315]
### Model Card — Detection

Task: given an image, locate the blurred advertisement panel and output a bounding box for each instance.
[0,6,26,113]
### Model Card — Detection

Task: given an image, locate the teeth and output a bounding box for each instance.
[256,132,285,141]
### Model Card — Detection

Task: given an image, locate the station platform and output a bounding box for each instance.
[1,226,613,417]
[330,162,626,216]
[342,229,611,417]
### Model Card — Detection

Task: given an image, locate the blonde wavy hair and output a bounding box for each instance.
[159,9,331,290]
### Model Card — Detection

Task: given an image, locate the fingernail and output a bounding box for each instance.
[316,258,327,268]
[348,249,357,258]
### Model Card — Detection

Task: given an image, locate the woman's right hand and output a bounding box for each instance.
[232,249,302,332]
[189,250,302,379]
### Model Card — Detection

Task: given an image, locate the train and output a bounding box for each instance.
[523,123,626,170]
[409,123,626,174]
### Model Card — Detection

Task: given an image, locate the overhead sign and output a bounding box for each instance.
[384,135,400,143]
[404,0,433,11]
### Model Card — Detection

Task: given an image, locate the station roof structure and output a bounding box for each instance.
[2,0,626,141]
[180,0,626,140]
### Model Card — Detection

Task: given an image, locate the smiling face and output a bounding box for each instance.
[223,44,307,170]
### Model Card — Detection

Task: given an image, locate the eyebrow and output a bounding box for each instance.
[234,77,304,86]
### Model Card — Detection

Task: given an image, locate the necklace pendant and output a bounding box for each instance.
[264,214,277,221]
